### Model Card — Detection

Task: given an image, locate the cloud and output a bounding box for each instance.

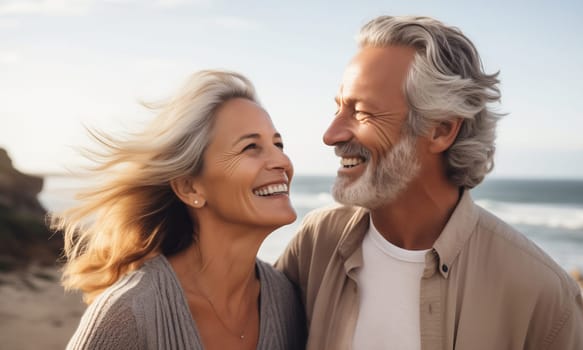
[0,0,207,15]
[102,0,137,3]
[0,0,94,16]
[154,0,189,8]
[209,15,260,30]
[153,0,211,9]
[0,18,20,29]
[0,50,20,64]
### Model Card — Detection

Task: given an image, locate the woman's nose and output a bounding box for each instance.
[267,145,293,173]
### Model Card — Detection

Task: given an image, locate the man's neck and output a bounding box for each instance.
[370,178,462,250]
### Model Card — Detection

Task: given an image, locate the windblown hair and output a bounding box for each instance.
[51,70,259,304]
[359,16,503,188]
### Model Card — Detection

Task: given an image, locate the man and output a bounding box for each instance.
[276,16,583,350]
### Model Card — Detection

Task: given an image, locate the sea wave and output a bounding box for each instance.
[289,193,583,231]
[476,199,583,230]
[290,191,335,208]
[40,175,583,232]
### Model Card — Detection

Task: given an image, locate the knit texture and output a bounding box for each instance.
[66,255,306,349]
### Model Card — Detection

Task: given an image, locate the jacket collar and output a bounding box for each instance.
[432,189,479,278]
[335,189,479,279]
[337,206,369,275]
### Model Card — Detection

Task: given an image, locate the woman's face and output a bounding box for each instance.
[195,97,296,231]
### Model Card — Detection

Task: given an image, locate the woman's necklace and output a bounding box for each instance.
[192,282,256,340]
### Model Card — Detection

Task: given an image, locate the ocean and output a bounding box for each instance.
[39,175,583,272]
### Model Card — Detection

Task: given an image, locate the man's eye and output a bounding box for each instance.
[242,143,258,152]
[275,142,284,150]
[354,111,372,121]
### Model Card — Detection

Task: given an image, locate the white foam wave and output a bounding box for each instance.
[290,192,335,208]
[476,200,583,230]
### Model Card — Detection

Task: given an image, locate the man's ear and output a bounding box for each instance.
[428,118,463,153]
[170,176,206,208]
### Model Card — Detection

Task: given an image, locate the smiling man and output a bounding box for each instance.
[276,16,583,350]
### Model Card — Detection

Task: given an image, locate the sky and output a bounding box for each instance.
[1,0,582,178]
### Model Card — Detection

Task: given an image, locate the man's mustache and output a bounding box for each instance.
[334,142,371,160]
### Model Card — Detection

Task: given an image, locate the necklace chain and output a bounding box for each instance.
[194,284,255,340]
[205,295,250,340]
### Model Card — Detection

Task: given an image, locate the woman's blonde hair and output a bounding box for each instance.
[51,70,259,304]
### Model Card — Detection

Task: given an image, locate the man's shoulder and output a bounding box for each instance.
[301,204,367,234]
[276,204,367,277]
[473,205,580,294]
[292,204,366,250]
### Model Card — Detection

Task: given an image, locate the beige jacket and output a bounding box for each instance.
[276,191,583,349]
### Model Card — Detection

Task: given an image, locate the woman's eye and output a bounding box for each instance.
[242,143,258,152]
[275,142,284,150]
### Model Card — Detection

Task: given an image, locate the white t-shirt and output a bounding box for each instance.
[352,219,430,350]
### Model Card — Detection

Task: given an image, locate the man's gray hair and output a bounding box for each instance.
[359,16,502,188]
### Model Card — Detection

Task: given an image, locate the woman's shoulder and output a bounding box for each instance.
[99,255,172,304]
[66,267,150,349]
[67,255,178,349]
[87,258,160,314]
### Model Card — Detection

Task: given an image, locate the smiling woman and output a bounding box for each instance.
[185,97,296,232]
[50,70,306,350]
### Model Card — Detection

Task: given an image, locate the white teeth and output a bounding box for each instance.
[253,183,289,196]
[341,157,364,167]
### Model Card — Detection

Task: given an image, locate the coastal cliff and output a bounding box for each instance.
[0,148,62,269]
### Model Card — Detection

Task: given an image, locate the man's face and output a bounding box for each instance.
[324,45,421,208]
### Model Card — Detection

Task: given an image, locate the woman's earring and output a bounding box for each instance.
[194,200,199,205]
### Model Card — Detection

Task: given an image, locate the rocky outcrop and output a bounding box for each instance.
[0,148,62,270]
[0,149,46,216]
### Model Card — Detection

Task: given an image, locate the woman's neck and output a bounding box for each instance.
[167,221,268,306]
[166,223,265,349]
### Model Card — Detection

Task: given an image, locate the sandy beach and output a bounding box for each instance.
[0,265,85,350]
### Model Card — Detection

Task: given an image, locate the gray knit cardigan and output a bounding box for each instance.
[66,255,306,349]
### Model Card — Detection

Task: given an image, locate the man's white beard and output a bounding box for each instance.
[332,133,420,209]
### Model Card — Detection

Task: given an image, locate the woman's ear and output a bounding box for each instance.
[170,176,206,208]
[428,118,463,153]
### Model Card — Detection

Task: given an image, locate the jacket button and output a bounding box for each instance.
[442,264,448,273]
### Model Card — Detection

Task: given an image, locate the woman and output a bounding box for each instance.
[53,70,306,350]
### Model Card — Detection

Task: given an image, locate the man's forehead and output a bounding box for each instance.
[349,46,414,80]
[337,45,415,105]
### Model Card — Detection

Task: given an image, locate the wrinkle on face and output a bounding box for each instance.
[334,92,408,162]
[214,150,244,179]
[358,110,408,158]
[193,98,295,229]
[336,46,415,159]
[328,45,419,207]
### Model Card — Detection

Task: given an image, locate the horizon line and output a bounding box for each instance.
[30,172,583,181]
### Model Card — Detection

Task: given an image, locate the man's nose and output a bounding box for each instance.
[323,113,353,146]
